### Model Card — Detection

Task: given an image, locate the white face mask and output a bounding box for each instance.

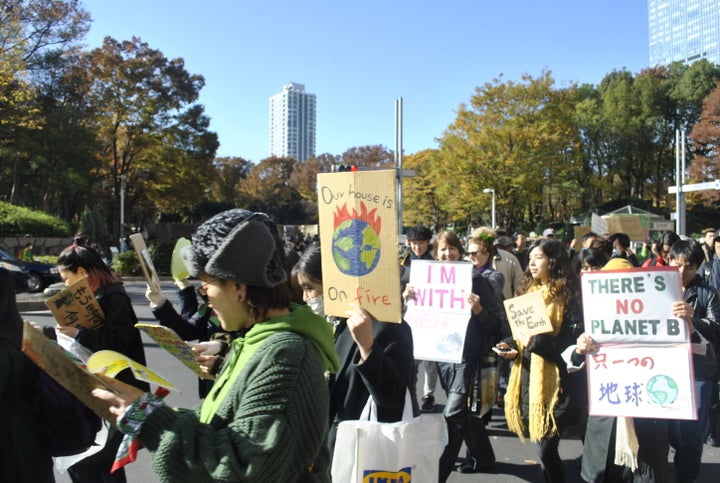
[306,295,325,316]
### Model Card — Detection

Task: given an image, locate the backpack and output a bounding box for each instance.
[33,367,103,457]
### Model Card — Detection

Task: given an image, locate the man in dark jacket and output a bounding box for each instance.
[668,239,720,482]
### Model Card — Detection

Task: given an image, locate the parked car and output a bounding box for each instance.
[0,259,30,292]
[0,248,61,292]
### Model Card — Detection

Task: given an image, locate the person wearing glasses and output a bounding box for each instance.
[145,272,239,398]
[92,209,340,482]
[405,230,506,479]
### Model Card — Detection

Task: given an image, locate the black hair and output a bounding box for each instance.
[57,244,117,292]
[668,239,704,268]
[581,248,608,270]
[609,232,630,249]
[581,231,598,243]
[658,231,680,252]
[406,225,432,241]
[292,243,323,284]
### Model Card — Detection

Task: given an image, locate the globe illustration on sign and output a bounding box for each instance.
[646,374,679,406]
[331,202,382,276]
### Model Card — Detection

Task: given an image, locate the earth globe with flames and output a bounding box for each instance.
[331,201,382,276]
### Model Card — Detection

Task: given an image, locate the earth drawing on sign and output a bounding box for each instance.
[331,201,382,276]
[646,374,679,406]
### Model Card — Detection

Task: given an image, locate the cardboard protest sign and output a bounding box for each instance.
[581,267,686,343]
[86,350,177,391]
[136,324,213,380]
[129,233,162,293]
[603,215,645,242]
[44,277,104,329]
[587,344,696,420]
[22,321,115,422]
[581,267,694,419]
[503,291,552,342]
[316,169,401,322]
[403,260,473,363]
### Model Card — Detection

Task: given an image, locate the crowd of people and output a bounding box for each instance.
[2,211,720,482]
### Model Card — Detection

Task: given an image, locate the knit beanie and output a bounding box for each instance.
[181,209,287,288]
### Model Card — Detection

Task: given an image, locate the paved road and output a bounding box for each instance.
[19,280,720,482]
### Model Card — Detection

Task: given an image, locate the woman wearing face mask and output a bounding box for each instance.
[293,242,416,459]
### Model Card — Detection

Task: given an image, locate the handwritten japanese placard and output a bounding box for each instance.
[317,169,401,323]
[44,277,104,329]
[404,260,473,363]
[135,324,213,380]
[581,267,695,419]
[129,233,162,294]
[503,291,552,342]
[581,267,687,343]
[587,344,696,420]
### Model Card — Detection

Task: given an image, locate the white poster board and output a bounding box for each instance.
[403,260,473,363]
[581,267,695,420]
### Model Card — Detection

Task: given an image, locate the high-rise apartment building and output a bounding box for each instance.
[648,0,720,67]
[269,82,316,161]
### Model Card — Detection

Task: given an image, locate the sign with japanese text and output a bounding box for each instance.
[403,260,473,363]
[587,344,696,420]
[44,277,104,329]
[581,267,695,419]
[503,291,552,342]
[582,267,687,343]
[317,169,401,323]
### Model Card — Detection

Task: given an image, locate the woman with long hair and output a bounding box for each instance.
[54,244,148,483]
[1,268,54,482]
[496,238,585,483]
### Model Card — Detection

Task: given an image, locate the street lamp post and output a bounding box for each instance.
[120,174,126,252]
[483,188,496,229]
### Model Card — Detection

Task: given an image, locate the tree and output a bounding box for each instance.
[0,0,90,207]
[79,36,209,240]
[689,80,720,206]
[340,145,394,168]
[210,156,253,205]
[436,71,583,232]
[239,156,306,224]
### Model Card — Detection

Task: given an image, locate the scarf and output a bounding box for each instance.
[504,282,564,442]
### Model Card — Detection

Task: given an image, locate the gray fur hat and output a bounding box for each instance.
[181,209,287,288]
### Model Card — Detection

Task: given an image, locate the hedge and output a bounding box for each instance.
[0,201,72,237]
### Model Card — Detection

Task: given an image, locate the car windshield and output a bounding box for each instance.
[0,248,19,262]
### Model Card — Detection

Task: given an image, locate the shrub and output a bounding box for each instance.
[0,201,72,236]
[149,241,174,276]
[111,250,141,277]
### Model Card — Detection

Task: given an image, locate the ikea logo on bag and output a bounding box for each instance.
[362,467,412,483]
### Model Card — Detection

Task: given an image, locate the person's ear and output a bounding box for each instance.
[235,283,247,303]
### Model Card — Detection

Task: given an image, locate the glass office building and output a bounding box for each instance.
[649,0,720,66]
[269,82,316,161]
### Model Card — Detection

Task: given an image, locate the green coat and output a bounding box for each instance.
[138,305,338,482]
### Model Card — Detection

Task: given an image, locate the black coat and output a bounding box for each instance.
[327,318,415,454]
[76,282,149,391]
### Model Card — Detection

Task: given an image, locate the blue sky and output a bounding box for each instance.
[83,0,650,163]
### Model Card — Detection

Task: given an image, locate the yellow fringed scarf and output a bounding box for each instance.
[504,283,565,442]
